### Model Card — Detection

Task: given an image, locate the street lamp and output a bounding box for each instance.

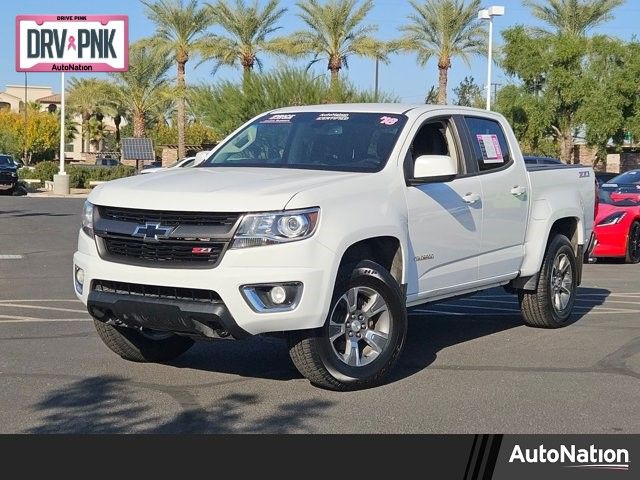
[478,5,505,111]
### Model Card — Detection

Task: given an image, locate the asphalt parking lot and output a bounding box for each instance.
[1,197,639,433]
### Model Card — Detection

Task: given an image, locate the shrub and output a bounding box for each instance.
[67,164,136,188]
[30,161,60,182]
[19,160,135,188]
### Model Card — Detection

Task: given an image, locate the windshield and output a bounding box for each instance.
[609,170,640,185]
[200,112,408,173]
[599,189,640,207]
[0,155,13,166]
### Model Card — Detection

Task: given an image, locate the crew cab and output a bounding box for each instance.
[74,105,595,390]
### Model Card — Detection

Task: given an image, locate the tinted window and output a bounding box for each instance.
[464,117,511,172]
[201,112,407,173]
[0,155,12,166]
[609,170,640,185]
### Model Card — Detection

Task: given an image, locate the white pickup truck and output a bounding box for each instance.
[74,104,595,390]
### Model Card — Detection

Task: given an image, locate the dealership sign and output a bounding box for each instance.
[16,15,128,72]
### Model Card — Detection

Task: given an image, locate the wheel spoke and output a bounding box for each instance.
[560,285,572,296]
[329,323,345,341]
[346,287,359,313]
[554,291,562,310]
[558,256,570,274]
[364,329,389,354]
[362,293,388,318]
[343,340,361,367]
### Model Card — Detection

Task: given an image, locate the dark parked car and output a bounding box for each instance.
[523,156,564,166]
[0,154,18,194]
[95,157,121,167]
[595,171,618,186]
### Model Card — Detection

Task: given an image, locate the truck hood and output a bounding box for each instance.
[89,167,361,212]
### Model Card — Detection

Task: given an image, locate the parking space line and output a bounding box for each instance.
[0,303,86,314]
[0,314,90,323]
[0,255,23,260]
[0,299,81,303]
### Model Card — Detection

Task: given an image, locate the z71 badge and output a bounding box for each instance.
[579,171,590,178]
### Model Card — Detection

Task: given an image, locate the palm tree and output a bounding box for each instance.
[204,0,289,83]
[110,42,174,138]
[289,0,385,93]
[141,0,216,159]
[399,0,486,105]
[66,78,111,152]
[524,0,626,36]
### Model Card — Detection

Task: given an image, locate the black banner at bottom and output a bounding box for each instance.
[0,434,635,478]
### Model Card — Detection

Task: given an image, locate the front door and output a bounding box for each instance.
[404,118,483,298]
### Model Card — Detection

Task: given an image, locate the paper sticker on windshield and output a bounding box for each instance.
[380,116,399,126]
[261,114,296,124]
[476,134,503,163]
[316,113,350,121]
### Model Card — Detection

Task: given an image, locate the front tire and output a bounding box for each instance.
[93,320,194,362]
[288,260,407,391]
[625,221,640,264]
[520,234,577,328]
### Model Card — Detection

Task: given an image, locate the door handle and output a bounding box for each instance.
[511,185,527,197]
[462,192,481,204]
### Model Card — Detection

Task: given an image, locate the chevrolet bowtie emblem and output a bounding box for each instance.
[132,222,174,242]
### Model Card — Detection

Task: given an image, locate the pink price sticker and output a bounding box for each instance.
[380,116,399,126]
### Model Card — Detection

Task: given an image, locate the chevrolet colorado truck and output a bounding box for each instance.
[74,105,595,390]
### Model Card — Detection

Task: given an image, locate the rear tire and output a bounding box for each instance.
[93,320,194,362]
[520,234,577,328]
[288,260,407,391]
[625,221,640,264]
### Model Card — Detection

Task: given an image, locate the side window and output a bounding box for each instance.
[404,120,459,180]
[464,117,511,172]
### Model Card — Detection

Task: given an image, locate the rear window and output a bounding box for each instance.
[464,117,511,172]
[609,170,640,185]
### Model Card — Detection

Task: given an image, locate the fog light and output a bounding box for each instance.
[240,282,303,313]
[269,285,287,304]
[74,266,84,294]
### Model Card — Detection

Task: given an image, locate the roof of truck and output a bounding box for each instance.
[271,103,494,116]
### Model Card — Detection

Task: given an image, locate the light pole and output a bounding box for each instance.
[478,6,504,111]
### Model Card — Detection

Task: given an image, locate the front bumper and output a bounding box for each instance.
[591,227,627,258]
[74,230,337,336]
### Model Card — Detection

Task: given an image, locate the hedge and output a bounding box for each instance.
[19,161,136,188]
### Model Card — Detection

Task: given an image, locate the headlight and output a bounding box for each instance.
[10,172,17,177]
[598,211,626,226]
[231,208,320,249]
[82,201,95,237]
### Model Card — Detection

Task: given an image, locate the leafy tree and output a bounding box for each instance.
[453,76,484,107]
[399,0,486,105]
[577,37,640,167]
[286,0,385,94]
[204,0,290,82]
[109,42,174,138]
[141,0,217,159]
[0,109,60,164]
[523,0,626,36]
[189,67,398,137]
[500,27,588,162]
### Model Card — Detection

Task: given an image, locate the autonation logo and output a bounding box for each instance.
[509,444,630,471]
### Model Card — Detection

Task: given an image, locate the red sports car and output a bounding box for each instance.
[592,189,640,263]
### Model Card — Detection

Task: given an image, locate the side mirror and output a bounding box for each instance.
[412,155,457,184]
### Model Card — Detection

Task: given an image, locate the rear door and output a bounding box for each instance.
[462,116,529,281]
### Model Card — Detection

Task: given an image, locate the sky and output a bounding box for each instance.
[3,0,639,103]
